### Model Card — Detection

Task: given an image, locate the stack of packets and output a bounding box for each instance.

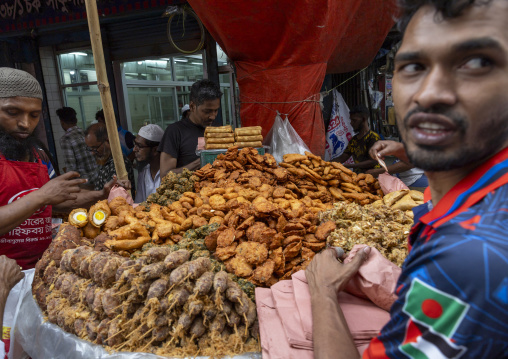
[234,126,263,148]
[255,245,400,358]
[204,125,235,150]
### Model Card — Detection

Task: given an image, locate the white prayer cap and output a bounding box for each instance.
[181,104,190,113]
[138,124,164,142]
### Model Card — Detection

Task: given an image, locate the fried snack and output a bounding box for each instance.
[321,201,413,266]
[283,154,307,163]
[104,236,151,251]
[233,141,263,148]
[205,125,233,133]
[235,242,268,265]
[205,143,234,150]
[391,194,418,211]
[383,189,409,207]
[314,221,336,241]
[206,137,235,144]
[69,208,88,228]
[89,200,111,228]
[205,132,235,138]
[409,190,424,202]
[235,135,263,142]
[83,222,101,239]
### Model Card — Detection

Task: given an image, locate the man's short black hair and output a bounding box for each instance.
[397,0,493,33]
[349,104,370,119]
[56,107,77,125]
[95,109,104,121]
[189,79,223,107]
[85,123,108,143]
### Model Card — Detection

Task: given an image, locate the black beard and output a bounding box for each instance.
[402,105,508,171]
[0,128,37,161]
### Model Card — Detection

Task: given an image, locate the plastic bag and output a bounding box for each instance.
[264,113,310,163]
[2,268,34,359]
[15,292,261,359]
[378,173,409,194]
[324,90,354,161]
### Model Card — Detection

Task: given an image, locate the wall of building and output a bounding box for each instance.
[39,46,66,172]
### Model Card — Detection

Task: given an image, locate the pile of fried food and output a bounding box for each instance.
[378,189,424,217]
[145,169,197,206]
[320,201,414,266]
[195,147,383,206]
[280,152,384,204]
[32,224,260,357]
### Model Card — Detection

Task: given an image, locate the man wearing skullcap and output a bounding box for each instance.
[134,124,164,202]
[0,68,122,269]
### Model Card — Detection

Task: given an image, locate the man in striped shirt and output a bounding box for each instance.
[56,106,98,187]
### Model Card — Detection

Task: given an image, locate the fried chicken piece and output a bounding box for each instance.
[235,242,268,265]
[315,220,337,241]
[108,222,150,240]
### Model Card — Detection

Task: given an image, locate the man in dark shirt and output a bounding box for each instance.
[159,80,222,178]
[333,105,381,173]
[84,123,136,194]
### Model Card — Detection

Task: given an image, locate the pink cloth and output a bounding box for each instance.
[108,185,135,206]
[256,247,399,357]
[343,245,401,311]
[270,280,313,350]
[255,288,313,359]
[378,172,409,194]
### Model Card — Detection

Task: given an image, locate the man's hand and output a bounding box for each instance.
[369,140,409,163]
[366,168,385,177]
[102,175,131,197]
[306,247,370,295]
[37,171,87,205]
[0,255,24,292]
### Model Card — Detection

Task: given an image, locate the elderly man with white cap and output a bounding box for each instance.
[134,124,164,202]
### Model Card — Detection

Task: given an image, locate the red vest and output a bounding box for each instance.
[0,151,52,269]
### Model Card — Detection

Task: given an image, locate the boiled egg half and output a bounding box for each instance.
[69,208,88,228]
[92,210,108,226]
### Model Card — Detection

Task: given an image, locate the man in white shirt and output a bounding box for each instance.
[134,124,164,203]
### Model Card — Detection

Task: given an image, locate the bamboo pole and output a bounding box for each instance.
[84,0,128,185]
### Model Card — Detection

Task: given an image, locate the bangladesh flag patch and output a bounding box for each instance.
[400,278,469,358]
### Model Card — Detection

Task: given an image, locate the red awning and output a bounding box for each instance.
[189,0,395,155]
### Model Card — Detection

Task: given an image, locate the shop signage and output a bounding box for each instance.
[0,0,182,33]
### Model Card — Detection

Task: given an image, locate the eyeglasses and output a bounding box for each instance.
[134,141,156,149]
[87,140,106,154]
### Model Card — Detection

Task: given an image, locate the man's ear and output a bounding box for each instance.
[189,101,196,112]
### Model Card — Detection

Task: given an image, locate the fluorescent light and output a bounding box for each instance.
[174,59,188,63]
[191,62,203,65]
[69,52,87,56]
[69,70,75,75]
[137,61,143,65]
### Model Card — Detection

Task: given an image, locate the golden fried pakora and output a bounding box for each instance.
[314,220,337,242]
[251,259,275,284]
[216,228,236,248]
[235,242,268,265]
[225,256,253,277]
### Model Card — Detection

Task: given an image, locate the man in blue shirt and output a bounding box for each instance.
[306,0,508,358]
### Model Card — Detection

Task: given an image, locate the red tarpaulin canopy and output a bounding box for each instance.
[188,0,396,156]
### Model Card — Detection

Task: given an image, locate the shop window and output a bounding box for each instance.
[57,50,102,129]
[122,52,236,132]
